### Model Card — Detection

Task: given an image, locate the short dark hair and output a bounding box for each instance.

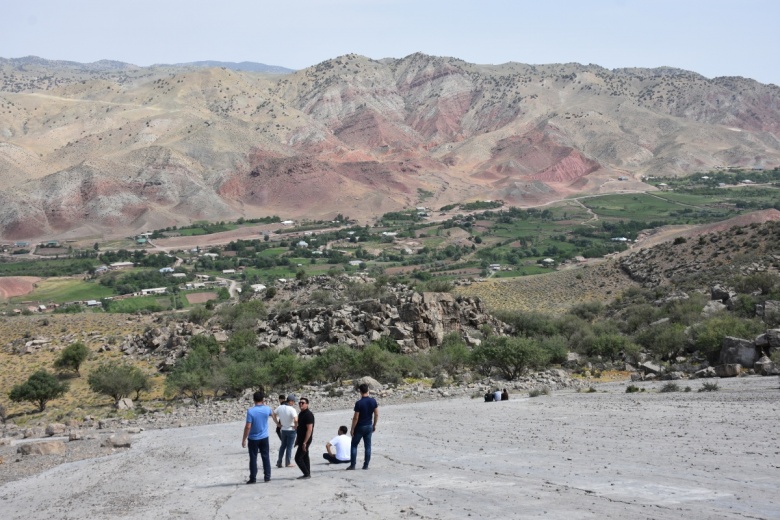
[338,426,348,435]
[278,394,286,401]
[253,391,264,403]
[299,397,309,405]
[359,383,369,394]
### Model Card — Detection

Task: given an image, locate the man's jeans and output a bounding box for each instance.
[277,430,296,466]
[350,424,373,468]
[247,437,271,482]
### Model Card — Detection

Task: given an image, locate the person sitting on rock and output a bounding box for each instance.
[322,426,351,464]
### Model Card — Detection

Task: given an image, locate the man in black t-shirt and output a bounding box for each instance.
[347,383,379,470]
[294,397,314,479]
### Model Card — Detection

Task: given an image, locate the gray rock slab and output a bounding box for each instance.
[0,377,778,519]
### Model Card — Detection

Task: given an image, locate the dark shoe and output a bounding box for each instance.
[264,478,271,482]
[362,466,369,470]
[246,479,257,485]
[297,475,311,479]
[276,463,282,468]
[345,466,355,470]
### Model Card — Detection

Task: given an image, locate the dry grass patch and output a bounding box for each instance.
[455,260,635,315]
[0,313,155,420]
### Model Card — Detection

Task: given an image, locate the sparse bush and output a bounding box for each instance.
[429,333,470,375]
[9,370,69,412]
[569,301,603,321]
[421,279,454,293]
[344,280,382,301]
[698,382,720,392]
[635,322,687,361]
[625,384,640,393]
[165,345,217,403]
[308,344,358,384]
[188,306,211,325]
[689,316,765,363]
[659,382,680,393]
[0,402,6,424]
[684,386,692,392]
[528,387,550,398]
[53,342,90,376]
[88,362,150,404]
[471,336,551,380]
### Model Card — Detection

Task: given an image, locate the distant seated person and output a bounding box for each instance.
[493,389,502,402]
[484,391,494,402]
[501,389,509,401]
[323,426,351,464]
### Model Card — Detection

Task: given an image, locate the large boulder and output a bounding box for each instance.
[116,398,134,410]
[714,364,742,377]
[18,440,66,456]
[354,376,382,391]
[45,423,66,437]
[702,300,727,317]
[710,285,735,302]
[719,337,759,367]
[765,329,780,349]
[762,301,780,325]
[101,433,132,448]
[754,356,779,376]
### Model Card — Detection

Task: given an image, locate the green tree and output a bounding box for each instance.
[164,345,216,403]
[309,344,357,383]
[471,336,550,380]
[88,363,149,405]
[53,342,90,376]
[9,370,69,412]
[430,333,470,375]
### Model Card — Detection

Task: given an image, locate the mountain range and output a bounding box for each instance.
[1,53,779,241]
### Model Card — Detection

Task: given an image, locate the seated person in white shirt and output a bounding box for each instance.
[322,425,351,464]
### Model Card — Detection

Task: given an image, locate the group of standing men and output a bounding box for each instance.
[241,383,378,483]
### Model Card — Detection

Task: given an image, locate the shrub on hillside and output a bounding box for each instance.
[9,370,69,412]
[493,310,559,337]
[53,342,90,376]
[471,336,551,380]
[164,345,217,403]
[634,322,687,360]
[659,382,680,393]
[688,315,765,363]
[88,362,151,404]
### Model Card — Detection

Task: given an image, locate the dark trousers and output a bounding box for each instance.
[247,437,271,482]
[295,444,311,477]
[322,453,350,464]
[350,424,373,468]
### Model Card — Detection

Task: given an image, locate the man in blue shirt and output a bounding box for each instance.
[241,391,273,483]
[347,383,379,470]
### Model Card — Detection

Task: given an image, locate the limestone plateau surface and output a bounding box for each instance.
[2,53,780,239]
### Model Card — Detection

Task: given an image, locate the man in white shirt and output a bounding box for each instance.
[273,394,298,468]
[322,426,351,464]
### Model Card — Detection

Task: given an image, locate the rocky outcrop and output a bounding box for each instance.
[256,291,503,355]
[119,282,507,370]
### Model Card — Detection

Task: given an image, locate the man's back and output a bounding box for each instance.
[354,396,378,426]
[275,404,298,430]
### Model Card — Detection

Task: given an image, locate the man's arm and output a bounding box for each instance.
[271,410,281,428]
[372,406,379,432]
[350,411,359,436]
[241,422,251,448]
[326,441,335,456]
[302,423,313,451]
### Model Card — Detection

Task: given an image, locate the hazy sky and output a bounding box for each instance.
[2,0,778,85]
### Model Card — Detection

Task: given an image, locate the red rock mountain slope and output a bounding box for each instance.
[1,54,779,240]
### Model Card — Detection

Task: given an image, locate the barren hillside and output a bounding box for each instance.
[2,54,780,240]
